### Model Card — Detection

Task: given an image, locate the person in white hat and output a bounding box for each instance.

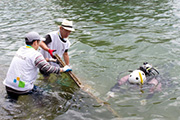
[39,19,75,77]
[3,31,71,100]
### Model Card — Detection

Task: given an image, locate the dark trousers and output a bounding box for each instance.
[5,85,43,101]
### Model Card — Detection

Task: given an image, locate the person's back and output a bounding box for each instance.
[4,45,41,92]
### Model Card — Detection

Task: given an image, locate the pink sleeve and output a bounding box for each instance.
[118,75,129,85]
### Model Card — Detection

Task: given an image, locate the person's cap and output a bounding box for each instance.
[25,31,45,42]
[61,19,75,32]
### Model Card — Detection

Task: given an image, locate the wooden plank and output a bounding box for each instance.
[54,54,121,119]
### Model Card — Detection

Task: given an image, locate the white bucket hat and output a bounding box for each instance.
[61,19,75,32]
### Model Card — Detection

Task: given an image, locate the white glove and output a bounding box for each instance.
[48,58,57,62]
[62,65,72,72]
[67,64,72,69]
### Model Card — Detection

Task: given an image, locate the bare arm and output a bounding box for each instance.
[110,75,129,92]
[63,52,69,65]
[148,78,162,93]
[39,35,52,52]
[118,75,129,85]
[40,41,49,51]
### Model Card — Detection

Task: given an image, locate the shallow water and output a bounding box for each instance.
[1,0,180,119]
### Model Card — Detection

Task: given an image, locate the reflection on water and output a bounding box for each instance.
[1,0,180,119]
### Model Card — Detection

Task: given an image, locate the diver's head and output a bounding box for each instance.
[128,70,146,84]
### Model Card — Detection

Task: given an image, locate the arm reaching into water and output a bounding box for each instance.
[107,75,129,98]
[35,55,71,73]
[146,78,162,99]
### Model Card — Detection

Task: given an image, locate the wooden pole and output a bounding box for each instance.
[54,54,121,119]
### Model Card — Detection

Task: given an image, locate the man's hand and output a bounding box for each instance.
[48,49,56,58]
[62,65,72,72]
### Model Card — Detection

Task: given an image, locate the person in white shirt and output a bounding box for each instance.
[40,19,75,78]
[39,19,75,77]
[3,31,71,100]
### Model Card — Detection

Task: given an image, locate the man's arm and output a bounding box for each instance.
[148,78,162,92]
[40,41,49,51]
[63,51,69,65]
[40,35,56,58]
[35,55,62,73]
[39,35,51,52]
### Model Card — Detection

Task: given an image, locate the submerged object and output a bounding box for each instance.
[54,54,121,118]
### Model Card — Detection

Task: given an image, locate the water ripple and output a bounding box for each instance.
[1,0,180,119]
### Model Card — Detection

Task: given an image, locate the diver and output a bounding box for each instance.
[107,62,162,98]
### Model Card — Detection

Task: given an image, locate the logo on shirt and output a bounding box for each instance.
[13,77,25,88]
[15,53,26,60]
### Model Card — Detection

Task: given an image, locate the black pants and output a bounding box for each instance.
[5,85,43,101]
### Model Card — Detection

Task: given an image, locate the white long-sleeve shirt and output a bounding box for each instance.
[3,45,60,92]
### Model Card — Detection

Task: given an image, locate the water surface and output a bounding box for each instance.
[1,0,180,119]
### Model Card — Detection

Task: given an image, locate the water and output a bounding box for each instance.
[1,0,180,119]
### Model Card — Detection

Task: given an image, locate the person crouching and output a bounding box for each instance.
[3,31,71,100]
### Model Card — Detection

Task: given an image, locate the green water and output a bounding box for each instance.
[1,0,180,119]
